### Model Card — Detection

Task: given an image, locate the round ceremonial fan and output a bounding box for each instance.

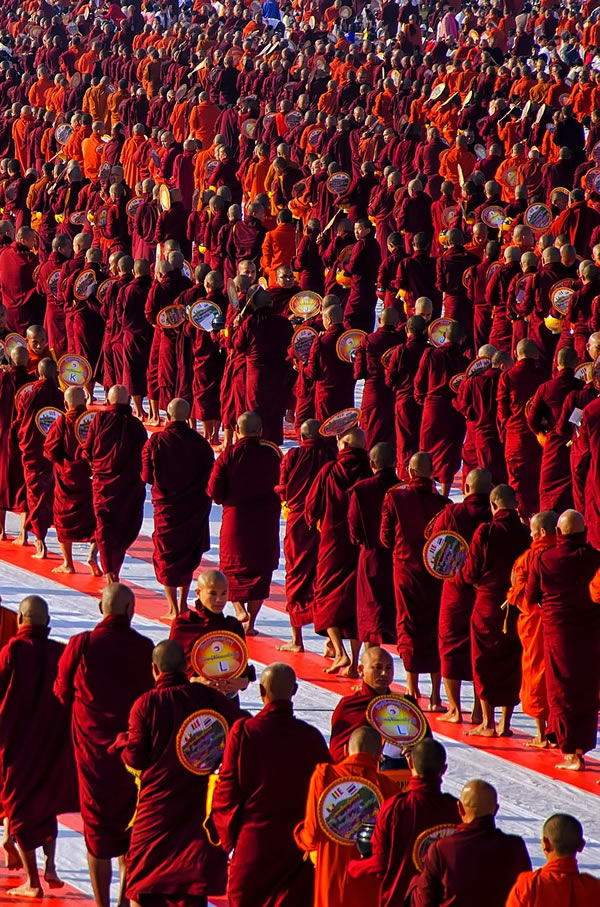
[4,333,26,359]
[285,111,302,129]
[380,346,396,368]
[227,278,239,310]
[188,300,222,331]
[574,361,592,383]
[73,269,98,301]
[430,83,447,102]
[259,439,283,459]
[97,278,116,304]
[336,329,365,363]
[550,280,575,317]
[291,325,318,362]
[241,118,257,139]
[428,317,455,348]
[35,406,63,436]
[55,123,73,145]
[326,172,351,195]
[156,305,187,329]
[423,530,469,579]
[68,210,87,226]
[449,373,464,393]
[47,269,62,297]
[57,354,92,387]
[465,355,492,378]
[75,410,96,444]
[126,196,143,218]
[159,184,171,211]
[175,709,229,775]
[319,407,361,437]
[14,382,35,405]
[366,693,428,746]
[480,205,506,229]
[289,291,322,318]
[524,203,552,232]
[486,262,501,282]
[308,126,324,147]
[191,630,248,681]
[206,159,219,179]
[317,777,383,847]
[413,825,459,871]
[93,206,109,229]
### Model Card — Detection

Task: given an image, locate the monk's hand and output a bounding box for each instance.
[190,674,213,686]
[214,677,243,695]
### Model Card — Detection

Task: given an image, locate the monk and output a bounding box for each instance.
[526,510,600,771]
[54,585,154,907]
[82,385,147,583]
[112,640,240,907]
[353,307,402,450]
[458,485,530,737]
[0,345,30,543]
[17,357,64,559]
[348,442,398,646]
[294,726,399,907]
[0,596,78,897]
[304,304,356,421]
[142,398,215,619]
[506,814,600,906]
[212,663,330,907]
[431,468,493,724]
[24,325,50,374]
[275,419,333,652]
[414,321,468,496]
[305,426,372,675]
[506,510,557,749]
[385,314,428,474]
[43,386,99,576]
[121,259,153,419]
[0,227,43,334]
[408,780,531,907]
[380,452,450,709]
[207,411,281,635]
[348,739,459,906]
[170,570,254,697]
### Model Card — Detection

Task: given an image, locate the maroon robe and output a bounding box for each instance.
[431,494,492,681]
[436,246,478,329]
[82,403,147,577]
[121,274,153,397]
[385,334,428,475]
[348,468,398,645]
[397,251,443,317]
[330,681,401,762]
[0,242,44,334]
[207,436,281,602]
[0,625,78,851]
[54,615,154,859]
[344,233,381,333]
[459,509,530,707]
[17,377,64,541]
[559,384,597,515]
[38,250,68,357]
[141,422,214,587]
[457,367,507,484]
[0,365,29,514]
[304,323,355,421]
[305,446,372,638]
[113,672,240,902]
[132,199,158,262]
[526,533,600,755]
[211,700,331,907]
[353,326,402,449]
[275,438,333,628]
[415,343,468,485]
[43,406,96,542]
[381,476,450,673]
[170,603,248,678]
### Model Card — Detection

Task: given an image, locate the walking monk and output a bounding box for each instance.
[295,726,399,907]
[526,510,600,771]
[380,451,450,709]
[54,584,154,907]
[112,640,240,907]
[506,510,557,748]
[275,419,333,652]
[212,663,330,907]
[507,814,600,906]
[0,596,78,897]
[207,411,281,635]
[83,385,147,583]
[43,386,100,576]
[305,426,372,675]
[0,345,30,543]
[142,398,215,620]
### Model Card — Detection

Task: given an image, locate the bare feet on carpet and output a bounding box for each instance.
[44,868,63,889]
[31,539,47,560]
[87,558,102,577]
[7,883,43,897]
[2,838,22,871]
[341,664,358,678]
[52,562,75,574]
[428,699,446,713]
[497,724,513,737]
[466,724,497,737]
[439,709,463,724]
[324,654,350,674]
[556,754,585,771]
[524,737,548,749]
[277,642,304,652]
[11,534,28,546]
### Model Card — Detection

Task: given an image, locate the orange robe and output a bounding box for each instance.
[28,76,53,109]
[108,90,127,129]
[83,86,110,131]
[63,126,87,164]
[12,115,33,171]
[122,134,147,190]
[81,135,103,180]
[506,533,555,720]
[189,100,220,150]
[294,753,399,907]
[506,856,600,907]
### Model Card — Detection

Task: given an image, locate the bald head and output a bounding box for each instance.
[370,441,395,471]
[381,307,400,328]
[107,384,129,405]
[300,418,321,440]
[478,344,496,358]
[465,468,492,496]
[237,410,262,437]
[38,357,58,380]
[556,346,578,370]
[18,595,49,627]
[543,814,585,857]
[348,726,382,757]
[409,739,448,779]
[11,346,29,367]
[339,427,366,449]
[197,568,228,590]
[516,339,539,360]
[64,385,86,410]
[460,779,498,821]
[530,510,558,539]
[359,645,393,693]
[490,484,517,511]
[260,662,297,703]
[101,582,134,617]
[409,451,432,478]
[557,509,585,536]
[167,397,190,421]
[152,640,186,674]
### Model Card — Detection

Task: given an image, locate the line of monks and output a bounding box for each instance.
[0,589,598,907]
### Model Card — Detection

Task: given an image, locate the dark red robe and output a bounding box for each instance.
[170,602,248,678]
[0,625,78,851]
[275,438,333,628]
[44,405,96,542]
[141,422,214,587]
[211,700,331,907]
[0,365,29,514]
[385,334,428,475]
[304,323,355,421]
[54,614,154,859]
[457,367,507,484]
[353,326,402,449]
[0,242,44,334]
[121,274,154,397]
[415,343,468,485]
[82,403,147,577]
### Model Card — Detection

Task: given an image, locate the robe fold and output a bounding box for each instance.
[44,406,95,542]
[415,343,468,485]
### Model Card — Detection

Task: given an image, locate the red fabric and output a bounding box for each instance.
[121,274,154,398]
[329,680,387,762]
[353,326,402,449]
[44,406,96,542]
[141,422,214,587]
[304,323,355,421]
[385,335,428,473]
[415,344,468,484]
[0,626,78,851]
[0,365,29,512]
[170,603,247,676]
[0,242,44,334]
[54,615,154,859]
[456,368,507,484]
[211,700,331,907]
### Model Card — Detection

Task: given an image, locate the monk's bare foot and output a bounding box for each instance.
[428,699,446,713]
[7,883,43,897]
[323,641,335,659]
[525,737,548,749]
[134,410,147,420]
[160,611,176,622]
[466,723,497,737]
[104,573,117,585]
[439,709,463,724]
[146,416,161,427]
[87,558,102,577]
[277,642,304,652]
[31,539,47,560]
[245,624,258,637]
[497,724,513,738]
[0,529,5,541]
[556,754,585,771]
[44,869,63,889]
[470,708,483,725]
[341,664,359,678]
[324,654,350,674]
[3,838,22,871]
[12,534,28,546]
[52,562,75,574]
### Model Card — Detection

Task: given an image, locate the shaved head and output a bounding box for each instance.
[107,384,129,405]
[348,725,382,756]
[359,646,393,694]
[465,468,492,496]
[517,339,538,360]
[460,779,498,819]
[38,357,58,380]
[557,509,585,536]
[530,510,558,538]
[478,344,497,358]
[409,451,432,478]
[300,419,321,440]
[410,739,448,778]
[237,410,262,437]
[339,427,366,448]
[260,662,297,702]
[64,386,86,409]
[101,582,134,617]
[197,569,228,589]
[556,346,578,370]
[167,397,190,421]
[18,595,49,626]
[543,814,585,857]
[152,640,186,674]
[490,484,517,510]
[370,442,395,470]
[11,346,29,367]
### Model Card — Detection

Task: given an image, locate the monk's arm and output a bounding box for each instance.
[380,493,396,549]
[572,414,591,504]
[43,420,65,465]
[347,489,365,548]
[304,467,326,530]
[406,844,445,907]
[524,552,543,607]
[206,453,227,504]
[413,350,430,406]
[54,632,88,704]
[348,795,394,879]
[211,719,246,852]
[117,697,152,772]
[457,525,486,588]
[293,764,327,852]
[140,438,155,487]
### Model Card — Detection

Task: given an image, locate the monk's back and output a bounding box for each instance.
[507,857,600,906]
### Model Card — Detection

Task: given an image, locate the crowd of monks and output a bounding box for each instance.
[0,0,599,901]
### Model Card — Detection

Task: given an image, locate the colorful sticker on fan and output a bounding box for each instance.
[449,372,464,393]
[289,291,322,318]
[514,275,530,306]
[47,268,62,296]
[57,354,92,387]
[428,318,454,348]
[159,184,171,211]
[480,205,506,229]
[574,361,592,383]
[126,196,143,218]
[366,694,428,746]
[175,709,229,775]
[326,172,351,195]
[190,631,248,681]
[486,262,501,282]
[73,269,98,300]
[291,325,318,362]
[319,407,361,437]
[336,329,365,363]
[413,825,459,870]
[55,123,73,145]
[550,280,575,317]
[423,530,469,579]
[4,333,26,359]
[501,168,518,188]
[465,355,491,378]
[308,126,323,146]
[441,206,459,228]
[156,304,187,328]
[75,410,96,444]
[241,118,257,139]
[95,204,109,227]
[188,300,222,331]
[524,203,552,232]
[285,110,302,128]
[14,381,35,405]
[35,406,63,436]
[317,777,383,846]
[98,278,117,303]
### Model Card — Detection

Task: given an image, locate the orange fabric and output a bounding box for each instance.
[294,754,400,907]
[317,89,339,117]
[189,100,221,150]
[170,100,189,144]
[76,49,99,75]
[507,534,555,720]
[244,158,270,200]
[438,147,476,186]
[122,134,147,190]
[46,85,66,116]
[261,222,298,284]
[81,135,103,180]
[63,125,86,164]
[83,86,110,130]
[568,83,593,118]
[373,90,394,126]
[108,89,127,128]
[28,75,54,109]
[12,115,32,171]
[506,856,600,906]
